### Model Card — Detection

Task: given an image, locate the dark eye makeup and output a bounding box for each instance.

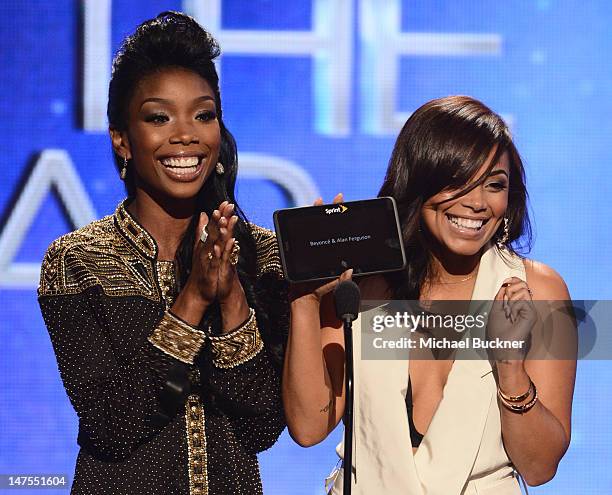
[143,110,216,124]
[196,110,217,121]
[144,113,169,123]
[486,181,508,191]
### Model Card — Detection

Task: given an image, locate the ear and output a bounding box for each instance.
[109,127,131,160]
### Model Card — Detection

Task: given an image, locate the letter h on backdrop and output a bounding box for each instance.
[83,0,502,136]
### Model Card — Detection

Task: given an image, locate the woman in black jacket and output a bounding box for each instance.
[38,11,288,495]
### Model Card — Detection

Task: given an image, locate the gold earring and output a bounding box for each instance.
[496,217,509,249]
[215,162,225,175]
[120,156,128,180]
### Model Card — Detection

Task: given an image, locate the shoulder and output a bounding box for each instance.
[41,215,115,265]
[38,215,116,297]
[523,258,571,300]
[248,223,283,279]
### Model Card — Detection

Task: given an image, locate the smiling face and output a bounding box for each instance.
[111,67,221,202]
[421,149,510,258]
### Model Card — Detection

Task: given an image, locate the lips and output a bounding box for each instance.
[158,155,205,181]
[446,214,489,231]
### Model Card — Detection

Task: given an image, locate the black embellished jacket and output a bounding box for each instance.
[38,202,289,495]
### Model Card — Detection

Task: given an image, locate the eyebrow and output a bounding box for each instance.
[488,169,509,179]
[140,95,215,108]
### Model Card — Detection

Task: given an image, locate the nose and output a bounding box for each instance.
[169,121,199,145]
[460,185,487,212]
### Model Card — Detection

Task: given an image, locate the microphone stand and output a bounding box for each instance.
[343,314,354,495]
[335,279,360,494]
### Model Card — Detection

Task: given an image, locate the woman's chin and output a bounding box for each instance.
[156,178,208,202]
[442,238,489,258]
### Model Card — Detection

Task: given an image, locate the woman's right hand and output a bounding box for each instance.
[171,209,225,326]
[289,193,352,327]
[183,208,224,307]
[289,269,353,306]
[283,194,352,446]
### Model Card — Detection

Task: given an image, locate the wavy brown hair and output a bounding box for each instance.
[379,96,532,299]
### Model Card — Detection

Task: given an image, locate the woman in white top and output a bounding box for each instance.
[283,96,576,494]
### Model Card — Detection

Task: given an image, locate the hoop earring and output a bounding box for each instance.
[215,162,225,175]
[120,156,128,180]
[496,217,509,249]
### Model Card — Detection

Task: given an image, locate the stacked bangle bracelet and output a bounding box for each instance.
[498,378,539,414]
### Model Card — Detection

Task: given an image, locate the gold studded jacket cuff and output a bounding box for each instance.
[209,308,264,369]
[148,311,206,365]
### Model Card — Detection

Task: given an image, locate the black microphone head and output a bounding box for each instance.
[334,280,361,322]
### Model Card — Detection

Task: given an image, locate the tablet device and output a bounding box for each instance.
[273,197,406,283]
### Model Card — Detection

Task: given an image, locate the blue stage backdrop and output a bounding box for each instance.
[1,1,611,493]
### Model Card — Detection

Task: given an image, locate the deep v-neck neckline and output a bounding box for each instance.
[407,263,482,450]
[338,246,525,495]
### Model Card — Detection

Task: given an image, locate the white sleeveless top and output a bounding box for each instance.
[328,246,525,495]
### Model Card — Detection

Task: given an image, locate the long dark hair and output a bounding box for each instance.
[379,96,532,299]
[107,12,280,361]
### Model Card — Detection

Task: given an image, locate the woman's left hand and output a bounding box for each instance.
[486,277,538,361]
[213,201,242,303]
[206,201,249,332]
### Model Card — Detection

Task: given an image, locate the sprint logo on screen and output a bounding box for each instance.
[325,205,348,215]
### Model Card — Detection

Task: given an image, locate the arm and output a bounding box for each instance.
[201,225,290,453]
[205,308,277,413]
[207,327,286,453]
[281,194,350,447]
[495,261,576,486]
[282,277,349,447]
[39,288,204,461]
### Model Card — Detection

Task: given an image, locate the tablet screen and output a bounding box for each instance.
[273,197,406,282]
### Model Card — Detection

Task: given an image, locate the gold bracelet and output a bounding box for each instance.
[148,311,206,365]
[498,378,534,403]
[498,382,539,414]
[208,308,263,369]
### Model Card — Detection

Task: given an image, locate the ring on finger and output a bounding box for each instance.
[229,240,240,266]
[200,225,209,244]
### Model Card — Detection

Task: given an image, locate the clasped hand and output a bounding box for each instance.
[486,277,538,361]
[184,201,242,306]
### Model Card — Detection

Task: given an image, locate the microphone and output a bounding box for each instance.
[334,280,360,323]
[333,279,360,494]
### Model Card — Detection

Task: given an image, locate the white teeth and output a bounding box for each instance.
[168,166,197,175]
[161,157,200,168]
[448,215,484,230]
